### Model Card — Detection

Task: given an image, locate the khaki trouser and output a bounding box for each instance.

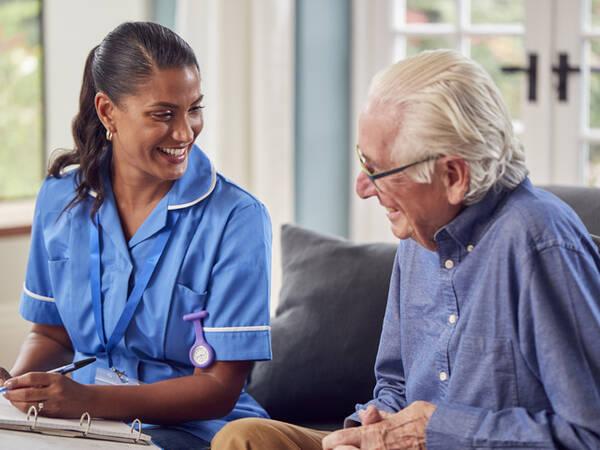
[211,418,330,450]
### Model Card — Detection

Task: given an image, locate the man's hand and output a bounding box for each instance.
[359,405,393,426]
[322,401,436,450]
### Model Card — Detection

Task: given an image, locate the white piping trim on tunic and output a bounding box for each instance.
[59,164,79,176]
[168,160,217,210]
[23,284,55,302]
[86,159,217,209]
[204,325,271,333]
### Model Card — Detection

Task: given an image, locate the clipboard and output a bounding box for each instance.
[0,396,153,446]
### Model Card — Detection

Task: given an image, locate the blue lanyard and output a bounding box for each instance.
[89,211,180,367]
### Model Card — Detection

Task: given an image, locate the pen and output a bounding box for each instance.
[0,357,96,394]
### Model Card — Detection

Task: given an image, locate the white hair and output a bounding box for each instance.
[366,49,528,205]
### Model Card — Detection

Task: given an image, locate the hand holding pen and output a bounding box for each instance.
[1,357,96,417]
[0,367,10,391]
[0,357,96,395]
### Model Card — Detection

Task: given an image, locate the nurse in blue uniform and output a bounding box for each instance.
[0,22,272,449]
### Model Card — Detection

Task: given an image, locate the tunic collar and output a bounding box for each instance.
[88,145,216,251]
[87,145,217,210]
[167,145,217,210]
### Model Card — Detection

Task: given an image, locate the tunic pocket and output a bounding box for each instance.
[448,335,519,410]
[163,283,208,365]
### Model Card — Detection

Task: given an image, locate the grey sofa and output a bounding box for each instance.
[246,185,600,431]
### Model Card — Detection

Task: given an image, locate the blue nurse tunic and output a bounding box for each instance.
[19,145,272,441]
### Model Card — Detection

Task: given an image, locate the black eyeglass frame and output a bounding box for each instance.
[355,145,438,185]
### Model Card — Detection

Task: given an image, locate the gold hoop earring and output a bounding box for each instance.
[106,129,113,141]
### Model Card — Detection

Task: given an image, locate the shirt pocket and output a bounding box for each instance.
[163,283,208,365]
[448,335,519,410]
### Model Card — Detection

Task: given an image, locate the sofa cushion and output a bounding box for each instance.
[246,224,397,428]
[541,185,600,236]
[592,234,600,253]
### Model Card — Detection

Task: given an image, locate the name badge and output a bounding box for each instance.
[95,367,141,386]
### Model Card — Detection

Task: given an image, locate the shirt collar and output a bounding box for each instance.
[436,177,531,249]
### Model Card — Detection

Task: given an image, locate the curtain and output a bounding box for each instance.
[176,0,294,310]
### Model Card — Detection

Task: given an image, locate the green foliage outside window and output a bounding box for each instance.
[0,0,44,200]
[405,0,524,121]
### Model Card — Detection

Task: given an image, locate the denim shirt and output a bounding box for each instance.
[350,178,600,449]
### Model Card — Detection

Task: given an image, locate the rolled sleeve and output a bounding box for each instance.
[204,201,272,361]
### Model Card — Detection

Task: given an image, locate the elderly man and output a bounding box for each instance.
[212,50,600,449]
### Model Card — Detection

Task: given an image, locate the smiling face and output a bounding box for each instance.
[355,107,465,250]
[99,65,204,187]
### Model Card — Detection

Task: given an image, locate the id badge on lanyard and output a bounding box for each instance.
[95,367,142,385]
[89,211,180,383]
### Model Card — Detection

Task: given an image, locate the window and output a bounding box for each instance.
[392,0,525,126]
[0,0,44,200]
[585,0,600,185]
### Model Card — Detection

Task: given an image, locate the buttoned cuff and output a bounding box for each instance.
[343,417,361,428]
[345,400,398,428]
[426,402,484,450]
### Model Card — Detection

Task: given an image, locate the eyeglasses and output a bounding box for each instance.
[355,145,437,190]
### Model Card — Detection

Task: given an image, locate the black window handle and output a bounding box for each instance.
[501,52,538,102]
[550,53,600,102]
[552,52,581,102]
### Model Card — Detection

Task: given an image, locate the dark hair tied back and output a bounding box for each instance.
[48,22,199,218]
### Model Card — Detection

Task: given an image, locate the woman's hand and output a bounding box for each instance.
[3,372,93,418]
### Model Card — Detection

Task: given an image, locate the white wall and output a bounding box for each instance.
[0,0,151,370]
[44,0,150,155]
[0,236,31,368]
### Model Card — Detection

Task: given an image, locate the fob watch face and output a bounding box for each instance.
[192,345,210,366]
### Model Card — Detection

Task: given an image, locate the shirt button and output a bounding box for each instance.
[439,371,448,381]
[448,314,457,324]
[444,259,454,269]
[466,244,474,252]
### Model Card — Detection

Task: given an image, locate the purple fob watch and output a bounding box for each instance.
[183,310,215,368]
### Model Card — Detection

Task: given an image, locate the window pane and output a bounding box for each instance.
[0,0,44,200]
[589,39,600,128]
[587,143,600,187]
[593,0,600,28]
[471,0,524,25]
[470,36,525,121]
[406,36,455,57]
[406,0,455,24]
